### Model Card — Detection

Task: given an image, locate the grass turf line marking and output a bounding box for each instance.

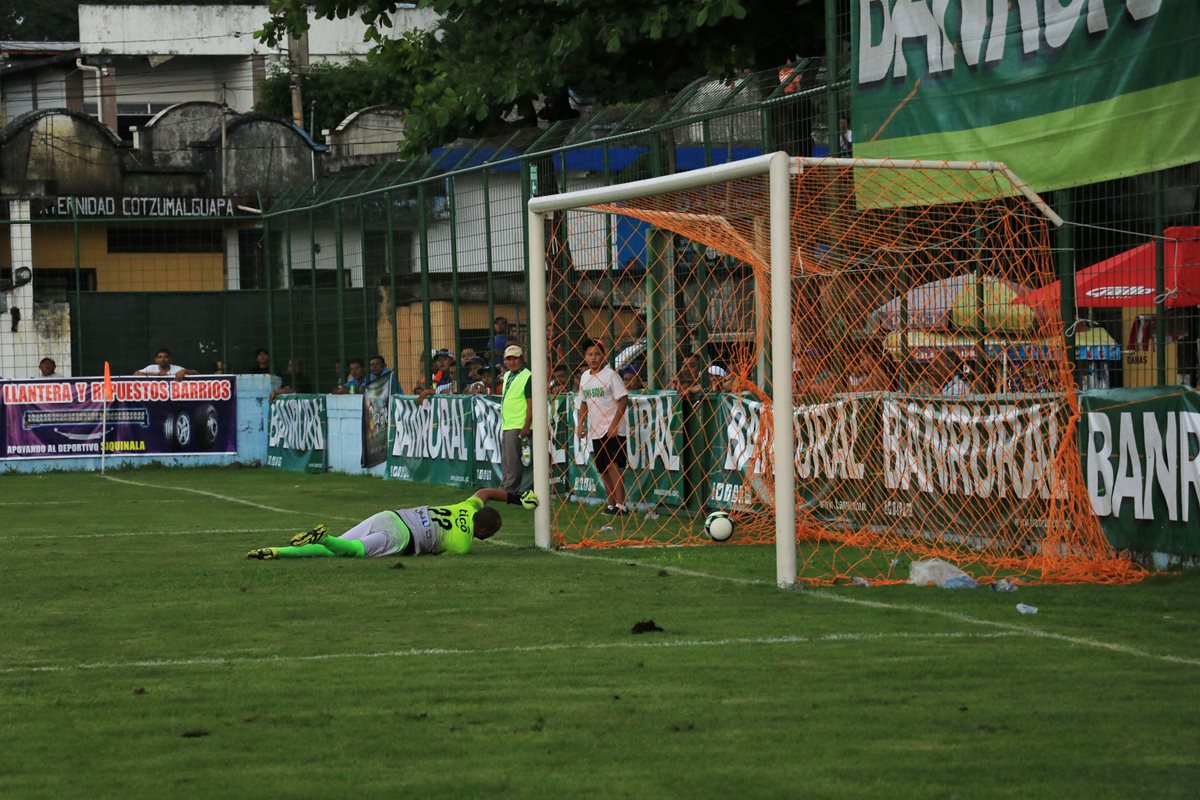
[0,631,1014,675]
[0,527,299,541]
[98,474,360,522]
[86,484,1194,670]
[527,544,1200,668]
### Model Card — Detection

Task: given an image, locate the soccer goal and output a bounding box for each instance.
[527,153,1144,588]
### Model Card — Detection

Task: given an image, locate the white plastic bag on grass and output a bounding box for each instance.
[908,558,978,588]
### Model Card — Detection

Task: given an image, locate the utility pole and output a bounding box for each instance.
[289,26,309,129]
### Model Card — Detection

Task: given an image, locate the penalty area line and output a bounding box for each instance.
[0,631,1013,675]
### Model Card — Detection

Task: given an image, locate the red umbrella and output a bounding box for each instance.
[1014,226,1200,309]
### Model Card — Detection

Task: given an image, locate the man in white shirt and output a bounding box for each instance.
[575,338,630,515]
[135,348,197,381]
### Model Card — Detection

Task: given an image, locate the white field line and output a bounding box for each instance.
[98,474,359,522]
[0,499,187,506]
[66,480,1200,670]
[0,528,299,541]
[519,544,1200,668]
[0,631,1014,675]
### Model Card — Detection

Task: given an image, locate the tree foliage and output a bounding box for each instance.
[255,39,431,138]
[258,0,819,154]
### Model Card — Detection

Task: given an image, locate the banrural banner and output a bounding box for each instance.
[1080,387,1200,554]
[388,393,682,507]
[467,395,540,493]
[1,377,236,459]
[851,1,1200,190]
[387,395,474,488]
[708,391,1071,541]
[379,389,1199,556]
[266,394,328,473]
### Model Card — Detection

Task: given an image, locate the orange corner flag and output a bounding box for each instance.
[103,361,114,402]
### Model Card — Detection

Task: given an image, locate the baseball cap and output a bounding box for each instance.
[707,365,728,377]
[434,348,454,361]
[504,345,524,359]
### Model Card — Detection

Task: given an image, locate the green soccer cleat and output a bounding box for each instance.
[246,547,278,560]
[289,523,329,547]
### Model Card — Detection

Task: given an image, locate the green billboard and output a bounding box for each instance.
[266,394,328,473]
[851,1,1200,190]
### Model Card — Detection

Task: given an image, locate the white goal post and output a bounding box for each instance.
[527,152,798,587]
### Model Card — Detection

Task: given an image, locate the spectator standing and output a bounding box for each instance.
[838,116,853,157]
[368,355,393,384]
[669,355,704,399]
[549,364,572,396]
[499,345,533,493]
[270,359,311,401]
[135,348,196,382]
[250,349,272,375]
[488,316,509,368]
[576,339,630,515]
[31,357,63,379]
[333,359,368,394]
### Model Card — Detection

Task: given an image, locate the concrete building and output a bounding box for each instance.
[76,4,439,139]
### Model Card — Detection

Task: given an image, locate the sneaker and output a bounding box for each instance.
[614,504,630,515]
[289,523,329,547]
[245,548,277,560]
[601,505,618,515]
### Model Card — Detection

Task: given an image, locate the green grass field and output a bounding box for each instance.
[2,466,1198,799]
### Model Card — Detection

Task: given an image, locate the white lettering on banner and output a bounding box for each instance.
[858,0,1161,84]
[392,398,468,461]
[572,396,591,466]
[710,482,754,505]
[723,397,764,472]
[2,382,75,405]
[46,196,237,218]
[627,395,680,471]
[268,398,325,451]
[548,401,567,466]
[1085,411,1200,522]
[473,397,502,465]
[881,400,1064,501]
[795,399,866,482]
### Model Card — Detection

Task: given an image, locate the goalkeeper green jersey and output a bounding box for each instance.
[395,496,483,555]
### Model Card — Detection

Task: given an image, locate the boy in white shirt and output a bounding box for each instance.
[575,338,630,515]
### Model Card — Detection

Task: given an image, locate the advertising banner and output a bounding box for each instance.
[266,394,328,473]
[1,377,236,459]
[1080,387,1200,554]
[706,392,772,513]
[626,392,685,508]
[851,1,1200,191]
[706,391,1070,542]
[471,394,505,487]
[387,395,474,488]
[548,394,572,497]
[361,375,392,469]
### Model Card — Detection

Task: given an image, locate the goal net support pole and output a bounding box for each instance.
[527,152,797,586]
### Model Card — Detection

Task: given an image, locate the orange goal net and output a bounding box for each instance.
[533,157,1145,586]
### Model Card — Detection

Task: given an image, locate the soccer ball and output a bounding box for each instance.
[704,511,734,542]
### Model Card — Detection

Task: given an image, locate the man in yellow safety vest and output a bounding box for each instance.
[500,344,532,493]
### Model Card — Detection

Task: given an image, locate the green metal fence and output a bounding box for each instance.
[4,34,1191,393]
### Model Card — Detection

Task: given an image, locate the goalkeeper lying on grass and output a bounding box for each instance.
[246,488,539,560]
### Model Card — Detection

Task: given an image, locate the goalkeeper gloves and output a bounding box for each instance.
[507,490,539,509]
